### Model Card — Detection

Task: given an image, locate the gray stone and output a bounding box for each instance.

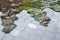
[2,24,16,33]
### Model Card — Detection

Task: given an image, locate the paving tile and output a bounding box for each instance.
[48,20,57,28]
[48,24,57,29]
[54,38,60,40]
[25,27,44,37]
[14,37,24,40]
[57,22,60,29]
[41,36,54,40]
[16,26,25,31]
[56,14,60,20]
[15,23,26,31]
[51,14,58,20]
[2,34,14,40]
[24,27,35,34]
[56,28,60,34]
[46,12,54,19]
[21,21,29,27]
[45,8,59,21]
[28,17,35,21]
[46,12,53,17]
[14,20,22,25]
[31,20,39,25]
[37,25,47,31]
[46,26,56,33]
[14,17,25,24]
[0,10,60,40]
[56,32,60,40]
[0,31,5,40]
[30,33,41,40]
[52,12,60,20]
[23,13,31,17]
[10,29,21,37]
[33,29,44,37]
[43,31,56,39]
[18,31,30,40]
[24,19,33,26]
[21,14,29,20]
[13,31,28,40]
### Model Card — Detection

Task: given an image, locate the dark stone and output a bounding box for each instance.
[27,11,31,14]
[43,11,47,15]
[1,16,7,19]
[45,17,51,21]
[40,17,50,27]
[42,23,48,26]
[14,17,18,20]
[2,24,17,33]
[40,22,48,26]
[8,11,14,17]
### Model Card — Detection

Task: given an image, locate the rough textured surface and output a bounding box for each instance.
[0,8,60,40]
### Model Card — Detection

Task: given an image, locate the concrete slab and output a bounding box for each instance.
[0,9,60,40]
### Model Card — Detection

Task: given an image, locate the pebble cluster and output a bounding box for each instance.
[0,0,20,33]
[27,9,51,27]
[1,9,18,33]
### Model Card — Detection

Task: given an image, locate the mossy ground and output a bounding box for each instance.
[16,1,41,10]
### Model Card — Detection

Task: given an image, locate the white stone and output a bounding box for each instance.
[28,23,37,29]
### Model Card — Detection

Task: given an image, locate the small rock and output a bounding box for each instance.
[2,24,16,33]
[40,16,51,26]
[11,14,18,20]
[9,0,14,2]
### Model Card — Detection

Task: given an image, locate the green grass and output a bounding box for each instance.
[16,1,41,10]
[17,5,34,10]
[34,14,42,21]
[58,1,60,5]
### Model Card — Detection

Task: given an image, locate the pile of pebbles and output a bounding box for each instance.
[27,9,51,27]
[0,0,21,33]
[1,10,18,33]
